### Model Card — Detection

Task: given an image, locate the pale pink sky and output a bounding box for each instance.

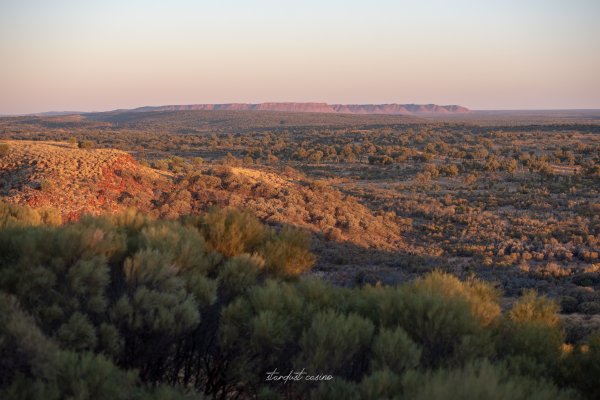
[1,0,599,114]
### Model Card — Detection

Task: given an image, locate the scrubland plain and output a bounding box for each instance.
[1,108,599,399]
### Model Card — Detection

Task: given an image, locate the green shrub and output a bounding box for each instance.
[379,284,490,367]
[296,310,374,378]
[558,334,600,399]
[413,271,501,326]
[495,290,564,378]
[0,202,596,399]
[218,254,263,298]
[370,327,421,373]
[404,361,573,400]
[359,368,403,400]
[310,379,359,400]
[0,293,195,400]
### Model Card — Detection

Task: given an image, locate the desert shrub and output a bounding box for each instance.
[495,290,564,378]
[415,171,431,182]
[0,293,196,400]
[261,226,315,278]
[358,368,403,400]
[195,207,268,257]
[190,208,314,278]
[423,163,440,178]
[558,334,600,399]
[403,361,573,400]
[413,271,501,326]
[440,163,460,176]
[579,302,600,315]
[0,143,9,156]
[296,310,374,378]
[152,159,170,170]
[78,140,94,149]
[0,292,60,387]
[38,178,54,192]
[114,249,201,367]
[0,206,219,387]
[0,201,61,228]
[508,290,560,327]
[378,278,493,367]
[561,296,579,313]
[217,281,305,394]
[1,202,598,399]
[368,155,393,165]
[218,254,263,299]
[310,379,360,400]
[370,327,421,373]
[464,173,478,184]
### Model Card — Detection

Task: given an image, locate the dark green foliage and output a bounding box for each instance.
[0,293,197,400]
[358,368,403,400]
[296,310,374,378]
[375,280,492,367]
[310,379,360,400]
[0,202,595,399]
[558,334,600,399]
[218,254,262,298]
[370,328,421,373]
[403,361,573,400]
[494,290,564,378]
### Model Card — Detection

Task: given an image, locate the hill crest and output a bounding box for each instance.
[0,140,406,251]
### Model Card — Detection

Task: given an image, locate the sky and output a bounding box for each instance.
[1,0,599,114]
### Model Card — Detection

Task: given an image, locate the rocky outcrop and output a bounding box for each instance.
[131,102,469,115]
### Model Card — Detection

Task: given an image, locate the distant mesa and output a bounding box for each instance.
[129,102,470,115]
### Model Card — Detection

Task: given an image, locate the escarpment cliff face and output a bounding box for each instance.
[331,103,470,114]
[130,102,470,115]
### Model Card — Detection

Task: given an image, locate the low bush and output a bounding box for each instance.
[0,202,596,399]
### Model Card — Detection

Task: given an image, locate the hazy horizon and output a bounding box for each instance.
[1,0,599,115]
[5,102,600,117]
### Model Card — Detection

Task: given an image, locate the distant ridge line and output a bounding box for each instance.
[127,102,470,115]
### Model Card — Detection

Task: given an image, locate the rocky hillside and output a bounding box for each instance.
[0,140,169,220]
[177,165,407,250]
[0,140,406,252]
[129,102,469,115]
